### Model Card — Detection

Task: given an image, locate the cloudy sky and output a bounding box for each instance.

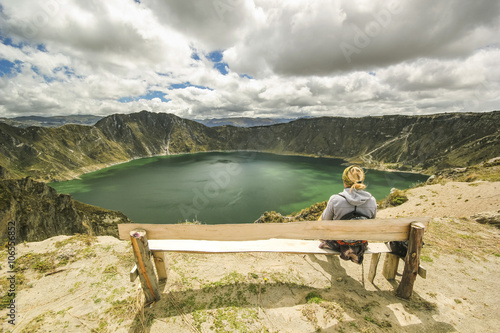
[0,0,499,119]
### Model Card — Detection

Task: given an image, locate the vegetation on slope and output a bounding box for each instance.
[429,156,500,183]
[255,201,327,223]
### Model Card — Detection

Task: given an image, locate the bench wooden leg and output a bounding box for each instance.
[381,256,427,282]
[418,265,427,279]
[396,222,425,299]
[152,251,168,281]
[130,265,139,282]
[383,253,399,280]
[130,229,161,304]
[368,253,381,284]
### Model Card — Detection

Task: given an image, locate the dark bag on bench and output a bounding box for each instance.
[388,240,425,258]
[388,240,409,258]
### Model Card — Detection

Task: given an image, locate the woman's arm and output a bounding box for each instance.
[320,195,336,220]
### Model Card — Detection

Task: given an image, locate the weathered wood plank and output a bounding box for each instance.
[118,218,429,241]
[382,253,399,280]
[418,265,427,279]
[382,257,427,279]
[368,253,381,283]
[396,222,425,299]
[147,239,391,254]
[152,251,168,281]
[130,229,161,304]
[130,264,138,282]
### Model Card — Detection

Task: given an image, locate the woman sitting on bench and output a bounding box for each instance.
[319,165,377,264]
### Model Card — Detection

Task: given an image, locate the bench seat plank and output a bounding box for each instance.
[148,238,392,254]
[119,218,429,241]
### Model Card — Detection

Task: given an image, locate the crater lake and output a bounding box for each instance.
[50,152,429,224]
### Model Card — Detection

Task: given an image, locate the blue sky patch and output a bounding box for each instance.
[37,44,48,52]
[118,84,212,104]
[169,82,212,90]
[0,36,35,50]
[191,52,200,61]
[206,50,229,75]
[53,66,81,78]
[118,90,170,103]
[31,65,56,83]
[0,59,21,76]
[213,62,229,75]
[1,36,14,46]
[207,50,223,62]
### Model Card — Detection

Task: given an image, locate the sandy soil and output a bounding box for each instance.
[377,181,500,219]
[1,181,499,333]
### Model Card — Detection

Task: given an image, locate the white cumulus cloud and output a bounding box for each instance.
[0,0,499,119]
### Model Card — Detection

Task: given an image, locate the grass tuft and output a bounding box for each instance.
[305,291,323,304]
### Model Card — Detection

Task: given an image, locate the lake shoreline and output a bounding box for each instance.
[50,152,429,225]
[50,149,430,184]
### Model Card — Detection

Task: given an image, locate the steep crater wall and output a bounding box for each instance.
[0,110,499,182]
[0,177,131,242]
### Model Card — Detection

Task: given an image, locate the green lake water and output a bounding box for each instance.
[50,152,428,224]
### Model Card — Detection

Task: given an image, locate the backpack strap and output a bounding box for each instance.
[337,193,358,220]
[337,193,364,215]
[335,194,369,245]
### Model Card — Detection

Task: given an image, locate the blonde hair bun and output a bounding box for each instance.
[342,165,367,191]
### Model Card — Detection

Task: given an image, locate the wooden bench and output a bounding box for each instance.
[118,217,429,304]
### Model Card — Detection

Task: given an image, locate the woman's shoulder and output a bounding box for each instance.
[358,189,376,199]
[364,192,378,205]
[328,193,346,202]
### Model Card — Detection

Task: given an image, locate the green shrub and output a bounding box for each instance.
[378,189,408,208]
[305,292,323,304]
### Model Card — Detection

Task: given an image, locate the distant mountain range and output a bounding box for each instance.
[0,115,295,128]
[193,117,295,127]
[0,110,499,182]
[0,115,299,128]
[0,115,103,128]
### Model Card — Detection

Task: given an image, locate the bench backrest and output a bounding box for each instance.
[118,217,429,242]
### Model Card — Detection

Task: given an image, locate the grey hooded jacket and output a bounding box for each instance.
[321,188,377,220]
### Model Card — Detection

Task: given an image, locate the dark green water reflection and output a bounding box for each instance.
[51,152,428,224]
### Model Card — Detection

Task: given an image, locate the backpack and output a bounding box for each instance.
[338,194,371,220]
[339,205,371,220]
[318,194,372,264]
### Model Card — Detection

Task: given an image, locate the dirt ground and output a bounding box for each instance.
[1,181,499,333]
[376,181,500,219]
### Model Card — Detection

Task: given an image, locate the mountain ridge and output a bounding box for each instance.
[0,114,103,128]
[193,116,294,127]
[0,110,499,182]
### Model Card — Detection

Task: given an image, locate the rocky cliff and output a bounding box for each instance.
[0,177,131,242]
[0,110,499,181]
